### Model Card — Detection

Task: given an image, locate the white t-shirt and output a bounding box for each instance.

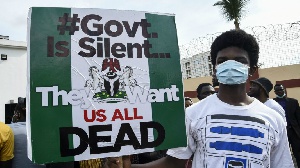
[264,99,286,123]
[167,94,293,168]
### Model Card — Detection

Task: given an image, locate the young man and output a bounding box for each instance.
[196,83,215,100]
[274,84,300,167]
[107,30,294,168]
[248,77,286,122]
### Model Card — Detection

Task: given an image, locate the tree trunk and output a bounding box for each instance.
[234,19,240,30]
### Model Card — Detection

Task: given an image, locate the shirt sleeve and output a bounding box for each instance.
[167,109,194,159]
[270,119,294,168]
[0,126,14,161]
[274,104,287,126]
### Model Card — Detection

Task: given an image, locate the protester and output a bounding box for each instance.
[184,97,193,168]
[0,121,14,168]
[106,29,294,168]
[196,83,215,100]
[274,84,300,167]
[247,77,286,122]
[79,159,104,168]
[184,97,193,108]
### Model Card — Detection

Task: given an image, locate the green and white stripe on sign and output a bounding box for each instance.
[28,7,186,164]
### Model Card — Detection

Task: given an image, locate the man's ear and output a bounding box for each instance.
[197,95,201,100]
[212,65,216,75]
[249,65,258,76]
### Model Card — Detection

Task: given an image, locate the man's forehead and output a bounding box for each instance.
[217,47,248,56]
[275,85,284,89]
[201,85,214,92]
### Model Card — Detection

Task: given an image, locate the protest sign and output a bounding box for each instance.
[27,7,186,164]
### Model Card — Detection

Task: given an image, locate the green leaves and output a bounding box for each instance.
[213,0,249,29]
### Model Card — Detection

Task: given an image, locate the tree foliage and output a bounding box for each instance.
[213,0,249,29]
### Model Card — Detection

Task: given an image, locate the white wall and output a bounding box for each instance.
[0,45,27,122]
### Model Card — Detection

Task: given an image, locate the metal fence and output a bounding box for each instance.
[179,21,300,69]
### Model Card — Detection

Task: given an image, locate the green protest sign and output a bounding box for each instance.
[27,7,186,163]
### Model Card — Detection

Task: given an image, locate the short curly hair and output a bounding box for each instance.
[196,83,212,95]
[210,29,259,68]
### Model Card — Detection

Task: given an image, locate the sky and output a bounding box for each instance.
[1,0,300,46]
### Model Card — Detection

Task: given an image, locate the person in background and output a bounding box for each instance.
[274,84,300,167]
[196,83,215,100]
[78,159,104,168]
[247,77,286,122]
[184,97,193,168]
[0,121,14,168]
[184,97,193,108]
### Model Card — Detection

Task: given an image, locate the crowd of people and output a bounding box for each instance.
[1,29,300,168]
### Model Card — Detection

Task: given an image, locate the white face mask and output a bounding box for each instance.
[276,93,286,98]
[216,60,249,85]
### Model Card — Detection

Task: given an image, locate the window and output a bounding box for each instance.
[185,62,190,69]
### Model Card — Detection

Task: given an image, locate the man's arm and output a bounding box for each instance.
[289,99,300,138]
[296,106,300,126]
[270,119,295,167]
[0,126,14,168]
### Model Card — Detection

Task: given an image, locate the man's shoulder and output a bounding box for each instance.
[0,123,13,143]
[264,99,285,117]
[189,94,216,108]
[286,97,299,103]
[265,99,281,107]
[0,122,13,134]
[273,97,280,102]
[185,94,218,118]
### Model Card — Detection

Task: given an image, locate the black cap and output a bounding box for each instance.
[251,77,273,97]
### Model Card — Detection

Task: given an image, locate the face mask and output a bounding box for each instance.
[216,60,249,85]
[276,93,286,98]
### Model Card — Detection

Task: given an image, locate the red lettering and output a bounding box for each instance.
[84,109,107,122]
[96,109,107,122]
[111,109,124,121]
[133,108,143,119]
[84,110,96,122]
[124,108,134,120]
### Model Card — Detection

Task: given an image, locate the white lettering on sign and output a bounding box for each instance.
[35,85,180,107]
[124,85,179,103]
[36,86,91,108]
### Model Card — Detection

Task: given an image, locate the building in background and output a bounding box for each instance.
[183,64,300,103]
[181,51,213,79]
[0,36,27,123]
